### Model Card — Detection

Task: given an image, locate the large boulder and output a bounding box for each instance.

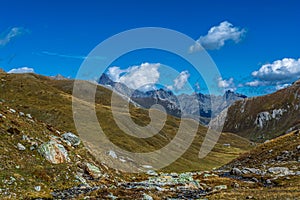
[38,140,70,164]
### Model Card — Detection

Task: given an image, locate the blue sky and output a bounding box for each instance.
[1,0,300,96]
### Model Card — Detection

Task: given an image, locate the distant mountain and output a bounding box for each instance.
[223,80,300,142]
[98,73,247,124]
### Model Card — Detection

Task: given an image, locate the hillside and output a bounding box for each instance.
[223,81,300,142]
[0,72,251,168]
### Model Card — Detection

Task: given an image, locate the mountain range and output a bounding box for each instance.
[98,73,247,125]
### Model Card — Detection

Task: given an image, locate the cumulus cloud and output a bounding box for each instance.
[217,77,236,91]
[107,66,127,82]
[189,21,246,52]
[246,58,300,89]
[107,63,160,90]
[245,80,264,87]
[252,58,300,82]
[173,71,190,90]
[166,71,190,91]
[275,83,291,90]
[8,67,34,74]
[0,27,26,47]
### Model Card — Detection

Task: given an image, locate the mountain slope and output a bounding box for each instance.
[223,81,300,142]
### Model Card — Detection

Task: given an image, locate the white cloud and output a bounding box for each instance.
[189,21,246,52]
[0,27,26,47]
[107,66,127,81]
[194,82,201,91]
[275,83,291,90]
[8,67,34,74]
[246,58,300,88]
[173,71,190,90]
[245,80,264,87]
[252,58,300,82]
[107,63,160,90]
[217,77,236,91]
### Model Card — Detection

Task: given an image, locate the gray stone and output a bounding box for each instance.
[62,132,81,147]
[251,177,259,182]
[268,167,290,175]
[9,108,16,113]
[34,186,41,192]
[244,168,261,175]
[75,173,89,186]
[107,193,117,200]
[143,193,153,200]
[85,163,102,179]
[38,140,70,164]
[108,150,117,159]
[231,167,242,176]
[26,113,32,119]
[146,170,158,176]
[233,182,239,188]
[17,143,26,151]
[214,185,227,190]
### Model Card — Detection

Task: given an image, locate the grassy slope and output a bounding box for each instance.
[0,101,89,198]
[0,72,252,172]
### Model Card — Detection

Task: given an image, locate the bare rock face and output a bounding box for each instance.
[38,140,70,164]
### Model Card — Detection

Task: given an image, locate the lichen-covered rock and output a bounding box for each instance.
[61,132,81,147]
[85,163,102,179]
[38,140,70,164]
